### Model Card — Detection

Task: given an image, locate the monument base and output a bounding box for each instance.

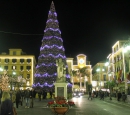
[54,83,68,99]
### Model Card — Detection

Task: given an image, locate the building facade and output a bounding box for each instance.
[0,49,36,89]
[108,40,130,93]
[67,54,92,92]
[92,62,110,91]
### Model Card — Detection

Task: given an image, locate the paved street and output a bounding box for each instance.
[15,95,130,115]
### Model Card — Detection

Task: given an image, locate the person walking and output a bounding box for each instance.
[49,90,53,99]
[15,89,21,108]
[24,88,31,108]
[88,91,92,100]
[100,91,104,100]
[0,91,14,115]
[38,90,42,101]
[0,88,2,104]
[21,90,25,102]
[11,91,16,105]
[30,88,35,108]
[117,91,122,101]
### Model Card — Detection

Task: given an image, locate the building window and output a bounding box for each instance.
[27,59,31,63]
[4,66,8,70]
[103,74,106,81]
[20,59,24,63]
[12,59,17,63]
[13,51,16,55]
[12,66,16,70]
[5,59,9,63]
[26,66,31,70]
[20,66,23,70]
[27,74,30,79]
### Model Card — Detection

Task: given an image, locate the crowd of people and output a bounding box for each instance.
[0,88,53,115]
[88,90,127,101]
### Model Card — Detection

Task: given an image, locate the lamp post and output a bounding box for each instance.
[105,62,109,81]
[96,68,105,91]
[96,68,101,90]
[11,71,16,90]
[0,67,3,77]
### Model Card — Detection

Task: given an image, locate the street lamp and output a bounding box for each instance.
[96,68,105,90]
[0,67,3,77]
[11,71,16,90]
[105,62,110,81]
[0,67,3,72]
[96,68,101,90]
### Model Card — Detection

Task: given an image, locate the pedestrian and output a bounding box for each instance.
[0,91,14,115]
[30,88,35,108]
[42,90,47,99]
[0,88,2,104]
[21,90,25,102]
[88,91,92,100]
[38,90,42,101]
[100,92,104,100]
[24,88,31,108]
[96,91,98,98]
[15,89,21,108]
[12,91,16,105]
[117,91,122,101]
[49,90,53,99]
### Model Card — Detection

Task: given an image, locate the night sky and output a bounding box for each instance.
[0,0,130,66]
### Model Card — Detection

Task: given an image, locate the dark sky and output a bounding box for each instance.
[0,0,130,66]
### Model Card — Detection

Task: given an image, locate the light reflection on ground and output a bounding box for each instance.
[71,96,83,107]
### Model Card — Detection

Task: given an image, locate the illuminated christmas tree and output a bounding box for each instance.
[33,1,72,92]
[0,70,9,91]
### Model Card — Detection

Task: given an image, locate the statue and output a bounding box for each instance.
[56,58,66,82]
[56,58,64,78]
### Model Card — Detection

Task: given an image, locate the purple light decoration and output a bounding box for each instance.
[40,45,64,51]
[66,74,71,78]
[38,54,66,59]
[44,28,61,34]
[42,36,63,42]
[36,63,56,68]
[35,73,57,77]
[49,11,57,17]
[33,82,72,88]
[54,12,57,16]
[45,82,48,86]
[33,83,54,87]
[47,19,58,23]
[68,83,73,87]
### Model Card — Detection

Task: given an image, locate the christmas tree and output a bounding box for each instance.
[33,1,72,92]
[0,70,9,91]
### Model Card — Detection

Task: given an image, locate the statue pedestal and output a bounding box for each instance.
[54,83,68,99]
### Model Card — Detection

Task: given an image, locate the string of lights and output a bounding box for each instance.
[0,30,44,36]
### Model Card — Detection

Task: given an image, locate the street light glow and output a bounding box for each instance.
[102,69,105,71]
[123,47,127,53]
[13,72,16,75]
[105,62,109,66]
[96,68,100,72]
[0,67,3,71]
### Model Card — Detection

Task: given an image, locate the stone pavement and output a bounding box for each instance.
[15,98,77,115]
[99,96,130,107]
[15,98,53,115]
[12,95,130,115]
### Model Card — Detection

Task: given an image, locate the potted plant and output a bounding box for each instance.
[47,96,75,114]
